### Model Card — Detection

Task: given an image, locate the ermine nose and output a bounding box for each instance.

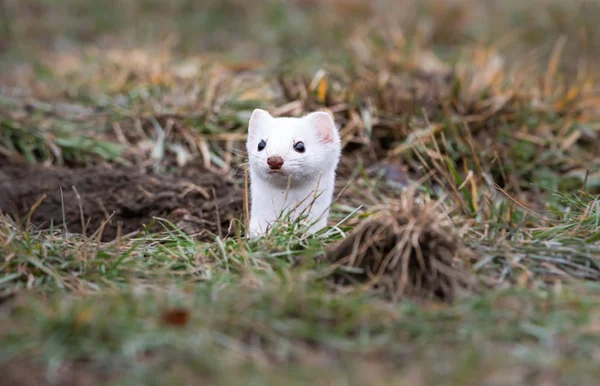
[267,156,284,170]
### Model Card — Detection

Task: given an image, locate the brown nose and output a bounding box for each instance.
[267,156,284,170]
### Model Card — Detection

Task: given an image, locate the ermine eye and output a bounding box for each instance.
[257,140,266,151]
[293,141,305,153]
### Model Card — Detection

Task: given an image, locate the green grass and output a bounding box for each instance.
[2,0,600,384]
[2,190,599,383]
[3,214,600,384]
[3,250,600,384]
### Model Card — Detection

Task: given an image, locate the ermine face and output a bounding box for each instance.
[246,109,341,187]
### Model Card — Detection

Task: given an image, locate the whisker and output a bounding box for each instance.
[231,165,249,179]
[230,149,249,157]
[230,149,265,162]
[236,152,263,160]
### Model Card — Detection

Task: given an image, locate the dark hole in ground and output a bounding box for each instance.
[0,160,244,242]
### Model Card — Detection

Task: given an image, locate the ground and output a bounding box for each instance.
[1,0,600,385]
[0,160,242,241]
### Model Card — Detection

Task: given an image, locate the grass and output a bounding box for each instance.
[1,0,600,384]
[3,215,600,384]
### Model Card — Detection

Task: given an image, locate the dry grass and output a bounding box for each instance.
[327,192,475,302]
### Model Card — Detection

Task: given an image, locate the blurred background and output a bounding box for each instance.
[1,0,600,197]
[2,0,600,74]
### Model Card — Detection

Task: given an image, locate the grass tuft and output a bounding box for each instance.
[327,191,475,302]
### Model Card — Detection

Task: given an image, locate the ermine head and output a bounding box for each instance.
[246,109,341,187]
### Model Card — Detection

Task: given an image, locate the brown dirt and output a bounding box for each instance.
[0,160,244,242]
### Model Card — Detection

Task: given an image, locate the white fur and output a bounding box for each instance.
[246,109,341,237]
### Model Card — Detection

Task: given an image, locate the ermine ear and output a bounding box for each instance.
[248,109,271,140]
[305,111,338,145]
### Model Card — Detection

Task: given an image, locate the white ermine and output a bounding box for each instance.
[246,109,341,237]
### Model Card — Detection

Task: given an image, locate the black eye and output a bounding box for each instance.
[257,140,266,151]
[293,141,305,153]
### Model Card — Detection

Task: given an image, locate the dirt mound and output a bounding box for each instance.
[326,194,474,302]
[0,161,244,241]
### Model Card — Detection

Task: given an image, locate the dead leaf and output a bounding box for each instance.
[161,308,190,327]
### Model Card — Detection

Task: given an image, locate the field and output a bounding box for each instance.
[1,0,600,384]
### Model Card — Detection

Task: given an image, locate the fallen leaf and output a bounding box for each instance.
[161,308,190,327]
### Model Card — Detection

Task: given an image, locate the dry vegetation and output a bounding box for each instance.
[1,0,600,384]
